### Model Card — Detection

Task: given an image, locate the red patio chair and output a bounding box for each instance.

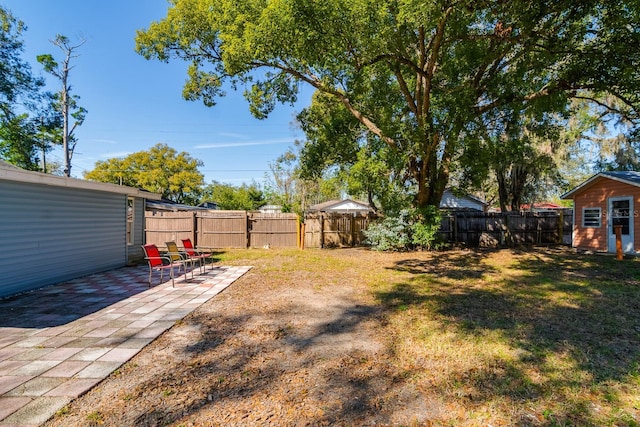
[142,244,181,287]
[181,238,212,272]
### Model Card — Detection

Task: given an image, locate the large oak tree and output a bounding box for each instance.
[136,0,640,209]
[84,143,204,204]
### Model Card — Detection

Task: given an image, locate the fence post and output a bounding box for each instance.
[350,213,356,247]
[245,211,249,248]
[320,213,325,249]
[615,225,623,260]
[453,213,458,243]
[505,214,510,246]
[557,210,563,244]
[192,211,197,247]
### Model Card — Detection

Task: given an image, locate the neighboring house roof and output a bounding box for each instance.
[439,188,488,210]
[520,202,564,210]
[197,201,219,209]
[0,160,161,199]
[561,171,640,199]
[146,199,210,212]
[259,204,282,213]
[307,199,374,213]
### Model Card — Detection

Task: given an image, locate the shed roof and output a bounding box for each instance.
[307,199,374,213]
[0,160,162,199]
[561,171,640,199]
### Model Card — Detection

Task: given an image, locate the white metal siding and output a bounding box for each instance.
[0,180,127,297]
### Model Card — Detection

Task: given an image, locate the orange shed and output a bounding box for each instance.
[562,171,640,254]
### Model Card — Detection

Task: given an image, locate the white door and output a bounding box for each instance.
[608,197,634,253]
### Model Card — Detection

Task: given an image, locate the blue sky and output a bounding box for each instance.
[4,0,313,185]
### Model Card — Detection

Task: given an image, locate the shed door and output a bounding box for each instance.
[608,197,634,253]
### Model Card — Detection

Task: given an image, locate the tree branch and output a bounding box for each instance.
[423,7,453,117]
[339,97,398,149]
[249,59,398,148]
[392,62,418,117]
[573,94,639,123]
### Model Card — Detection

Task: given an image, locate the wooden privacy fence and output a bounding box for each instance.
[145,211,300,249]
[145,209,573,250]
[438,209,573,247]
[302,210,572,249]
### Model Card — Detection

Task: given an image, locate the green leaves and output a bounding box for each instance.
[0,6,56,171]
[0,6,42,115]
[183,63,224,107]
[0,114,38,170]
[35,54,57,75]
[201,181,264,210]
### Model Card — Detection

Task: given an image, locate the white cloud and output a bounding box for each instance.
[218,132,250,139]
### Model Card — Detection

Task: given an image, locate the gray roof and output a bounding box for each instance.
[561,171,640,199]
[0,160,24,171]
[146,199,210,212]
[601,170,640,185]
[0,160,162,199]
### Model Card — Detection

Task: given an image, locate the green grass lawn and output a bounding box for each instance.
[217,247,640,426]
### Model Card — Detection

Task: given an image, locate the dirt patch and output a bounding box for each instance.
[44,249,436,426]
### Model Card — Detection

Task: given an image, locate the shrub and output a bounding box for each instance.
[364,209,412,251]
[410,205,442,250]
[364,206,442,251]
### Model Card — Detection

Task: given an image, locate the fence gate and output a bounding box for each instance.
[248,213,299,248]
[197,211,248,249]
[303,212,376,248]
[303,215,322,248]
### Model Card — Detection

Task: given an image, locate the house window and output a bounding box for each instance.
[127,197,134,245]
[582,208,601,228]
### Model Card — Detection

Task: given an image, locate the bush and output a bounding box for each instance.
[410,205,442,250]
[364,206,442,251]
[364,209,412,251]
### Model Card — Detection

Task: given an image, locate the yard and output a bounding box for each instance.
[45,247,640,426]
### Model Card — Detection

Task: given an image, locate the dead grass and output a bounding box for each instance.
[45,247,640,426]
[373,248,640,426]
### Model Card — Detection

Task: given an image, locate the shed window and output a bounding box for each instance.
[127,197,134,245]
[582,208,601,228]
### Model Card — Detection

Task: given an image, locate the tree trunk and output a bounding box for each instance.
[413,131,453,210]
[510,164,528,212]
[496,169,510,212]
[367,190,378,213]
[414,159,449,209]
[62,80,69,177]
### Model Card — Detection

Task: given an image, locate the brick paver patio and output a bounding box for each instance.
[0,264,251,426]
